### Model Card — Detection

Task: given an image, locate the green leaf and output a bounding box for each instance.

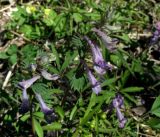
[33,112,44,119]
[42,122,62,131]
[61,51,78,71]
[131,59,143,73]
[84,12,101,20]
[20,114,30,122]
[83,93,96,118]
[101,77,117,87]
[54,14,66,33]
[7,45,18,55]
[70,105,77,120]
[121,70,130,88]
[80,97,103,126]
[20,24,32,38]
[0,52,9,59]
[51,45,60,70]
[122,92,137,104]
[33,118,44,137]
[147,118,160,129]
[43,10,57,26]
[121,87,144,92]
[50,89,64,94]
[110,54,122,67]
[9,54,17,64]
[151,96,160,117]
[115,34,131,44]
[32,83,48,94]
[55,106,65,119]
[70,74,86,91]
[73,13,83,23]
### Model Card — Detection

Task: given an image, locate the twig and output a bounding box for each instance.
[138,132,155,137]
[2,63,16,90]
[9,30,37,45]
[137,124,139,137]
[128,32,152,40]
[0,2,15,13]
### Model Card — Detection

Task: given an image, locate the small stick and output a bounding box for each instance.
[9,30,36,44]
[2,63,16,90]
[0,2,15,12]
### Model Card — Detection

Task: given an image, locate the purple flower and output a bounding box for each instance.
[156,22,160,31]
[19,89,30,114]
[35,93,57,123]
[84,36,115,75]
[150,22,160,44]
[18,75,40,114]
[92,28,118,52]
[36,93,53,115]
[116,108,127,128]
[112,94,127,128]
[150,30,160,44]
[40,69,59,81]
[86,68,101,94]
[18,75,41,89]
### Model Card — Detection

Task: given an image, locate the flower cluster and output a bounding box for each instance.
[112,94,127,128]
[18,75,40,114]
[18,69,59,123]
[150,22,160,44]
[84,30,116,94]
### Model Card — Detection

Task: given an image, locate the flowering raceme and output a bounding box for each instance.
[84,36,114,75]
[112,94,127,128]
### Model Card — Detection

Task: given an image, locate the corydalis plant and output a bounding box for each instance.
[18,75,40,114]
[92,28,118,52]
[84,36,115,75]
[112,94,127,128]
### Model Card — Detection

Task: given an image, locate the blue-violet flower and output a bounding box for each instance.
[92,28,118,52]
[18,75,40,113]
[36,93,53,115]
[86,68,101,94]
[150,22,160,44]
[84,36,115,75]
[112,94,127,128]
[18,75,41,89]
[19,89,30,114]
